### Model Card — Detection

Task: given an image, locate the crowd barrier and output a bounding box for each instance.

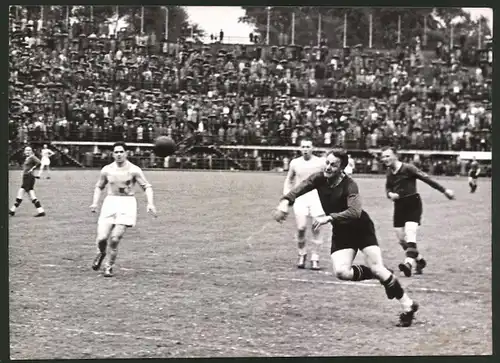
[48,141,492,161]
[9,140,491,177]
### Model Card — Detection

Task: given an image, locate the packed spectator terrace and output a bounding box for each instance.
[9,7,492,155]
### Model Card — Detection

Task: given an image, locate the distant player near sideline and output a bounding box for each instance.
[9,146,46,217]
[381,147,455,277]
[38,144,55,179]
[274,150,419,327]
[89,142,157,277]
[344,154,355,176]
[468,157,481,193]
[283,139,326,270]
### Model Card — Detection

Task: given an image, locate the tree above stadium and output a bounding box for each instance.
[25,5,205,41]
[239,7,491,49]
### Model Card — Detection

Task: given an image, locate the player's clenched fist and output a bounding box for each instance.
[274,200,289,223]
[89,204,98,213]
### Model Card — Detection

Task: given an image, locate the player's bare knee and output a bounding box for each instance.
[367,262,387,279]
[96,229,109,243]
[332,260,353,280]
[109,235,121,249]
[334,267,352,281]
[362,246,385,272]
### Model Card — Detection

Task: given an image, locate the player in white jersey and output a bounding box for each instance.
[344,154,355,176]
[89,142,157,277]
[38,144,55,179]
[283,139,326,270]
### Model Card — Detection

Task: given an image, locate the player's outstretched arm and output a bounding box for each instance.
[274,173,320,223]
[90,169,108,212]
[410,165,454,199]
[282,172,321,205]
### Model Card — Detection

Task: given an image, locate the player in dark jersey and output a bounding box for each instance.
[381,147,454,277]
[274,150,419,327]
[9,146,46,217]
[468,157,481,193]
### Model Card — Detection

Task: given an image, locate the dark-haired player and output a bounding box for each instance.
[89,142,157,277]
[274,150,419,327]
[468,157,481,193]
[381,147,454,277]
[9,146,46,217]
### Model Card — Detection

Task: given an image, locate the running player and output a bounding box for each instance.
[274,150,419,327]
[38,144,55,179]
[89,142,157,277]
[283,139,326,270]
[381,147,455,277]
[468,157,481,193]
[344,154,355,176]
[9,146,46,217]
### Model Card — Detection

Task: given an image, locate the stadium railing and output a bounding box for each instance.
[9,141,491,177]
[33,141,489,175]
[47,141,492,160]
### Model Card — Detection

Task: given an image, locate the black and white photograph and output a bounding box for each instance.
[7,4,492,358]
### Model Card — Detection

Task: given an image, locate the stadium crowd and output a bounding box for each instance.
[9,12,492,154]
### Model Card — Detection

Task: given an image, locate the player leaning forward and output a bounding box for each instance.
[283,139,326,270]
[275,150,418,327]
[90,142,157,277]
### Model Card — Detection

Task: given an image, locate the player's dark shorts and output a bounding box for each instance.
[468,170,479,179]
[393,193,422,228]
[330,211,379,253]
[21,173,35,191]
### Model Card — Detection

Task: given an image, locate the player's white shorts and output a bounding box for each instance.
[344,166,353,175]
[98,195,137,227]
[41,157,50,166]
[293,190,324,218]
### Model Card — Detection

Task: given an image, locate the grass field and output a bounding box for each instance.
[8,170,492,358]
